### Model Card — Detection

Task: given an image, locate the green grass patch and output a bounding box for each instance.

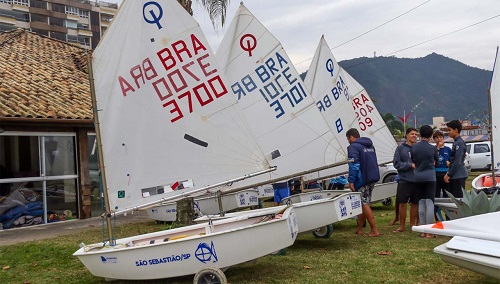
[1,173,497,283]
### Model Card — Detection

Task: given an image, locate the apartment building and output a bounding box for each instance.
[0,0,117,49]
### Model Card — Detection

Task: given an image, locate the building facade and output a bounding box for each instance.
[0,0,117,49]
[0,29,102,230]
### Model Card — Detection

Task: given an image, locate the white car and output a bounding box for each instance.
[464,141,491,170]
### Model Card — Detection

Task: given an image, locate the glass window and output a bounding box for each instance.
[0,181,44,229]
[88,134,103,217]
[44,136,76,176]
[65,6,78,16]
[29,0,46,9]
[51,3,64,13]
[66,20,77,29]
[78,9,89,18]
[466,144,471,154]
[49,17,64,27]
[0,136,40,181]
[474,144,490,154]
[45,179,78,220]
[31,13,47,23]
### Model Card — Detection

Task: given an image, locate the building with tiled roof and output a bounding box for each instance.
[0,29,99,229]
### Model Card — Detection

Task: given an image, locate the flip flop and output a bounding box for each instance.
[392,228,404,233]
[365,233,382,237]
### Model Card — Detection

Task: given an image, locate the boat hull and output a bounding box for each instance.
[434,238,500,280]
[74,207,297,280]
[146,190,259,222]
[195,192,362,233]
[292,192,362,232]
[280,190,350,205]
[471,173,500,190]
[434,199,461,220]
[371,182,397,204]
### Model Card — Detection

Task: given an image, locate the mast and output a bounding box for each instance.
[488,46,499,188]
[87,53,115,245]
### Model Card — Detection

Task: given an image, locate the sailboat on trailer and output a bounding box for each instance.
[189,3,363,236]
[73,0,299,281]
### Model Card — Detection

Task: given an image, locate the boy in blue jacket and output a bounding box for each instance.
[346,128,381,237]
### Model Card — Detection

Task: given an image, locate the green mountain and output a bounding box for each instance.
[335,53,493,125]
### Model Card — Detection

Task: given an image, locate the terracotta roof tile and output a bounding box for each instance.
[0,29,92,120]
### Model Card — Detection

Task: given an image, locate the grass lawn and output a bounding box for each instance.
[0,172,497,283]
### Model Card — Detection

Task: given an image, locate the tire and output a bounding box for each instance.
[312,224,333,238]
[193,267,227,284]
[382,174,396,183]
[381,197,392,206]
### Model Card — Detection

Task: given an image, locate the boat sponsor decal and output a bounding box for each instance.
[134,253,191,267]
[310,194,324,201]
[239,193,246,205]
[326,59,335,76]
[288,211,298,239]
[230,51,308,119]
[339,199,347,218]
[350,194,361,210]
[143,1,163,29]
[195,241,218,263]
[249,195,258,204]
[166,208,176,213]
[100,256,118,264]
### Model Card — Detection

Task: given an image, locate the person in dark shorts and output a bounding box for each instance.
[392,127,418,233]
[272,180,294,206]
[346,128,381,237]
[443,120,468,197]
[412,125,439,238]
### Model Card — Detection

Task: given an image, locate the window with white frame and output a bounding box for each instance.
[13,0,29,6]
[65,6,78,16]
[78,9,89,19]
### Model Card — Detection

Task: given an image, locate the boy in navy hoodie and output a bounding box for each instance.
[346,128,381,237]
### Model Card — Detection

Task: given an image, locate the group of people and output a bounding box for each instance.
[390,120,468,237]
[271,121,468,238]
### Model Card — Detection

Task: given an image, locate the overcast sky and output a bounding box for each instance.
[115,0,500,73]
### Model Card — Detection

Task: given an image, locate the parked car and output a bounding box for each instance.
[464,141,491,171]
[378,163,397,183]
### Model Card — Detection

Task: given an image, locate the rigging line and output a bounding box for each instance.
[331,0,432,50]
[343,14,500,70]
[293,0,432,68]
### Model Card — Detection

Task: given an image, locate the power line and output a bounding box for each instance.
[343,14,500,70]
[331,0,432,50]
[295,0,432,67]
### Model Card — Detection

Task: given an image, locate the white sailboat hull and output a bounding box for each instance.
[291,192,362,233]
[74,207,298,281]
[195,192,362,233]
[434,237,500,280]
[371,182,397,204]
[434,199,461,220]
[280,190,351,205]
[471,173,500,190]
[146,190,259,222]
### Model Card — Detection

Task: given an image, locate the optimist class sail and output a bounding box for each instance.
[215,4,345,181]
[304,36,397,165]
[92,0,272,213]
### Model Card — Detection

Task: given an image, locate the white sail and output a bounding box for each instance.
[304,36,397,165]
[490,47,500,169]
[215,4,344,182]
[92,0,270,212]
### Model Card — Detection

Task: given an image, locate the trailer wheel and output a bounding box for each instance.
[381,197,392,206]
[312,224,333,238]
[193,267,227,284]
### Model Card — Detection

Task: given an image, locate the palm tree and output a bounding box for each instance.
[178,0,231,29]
